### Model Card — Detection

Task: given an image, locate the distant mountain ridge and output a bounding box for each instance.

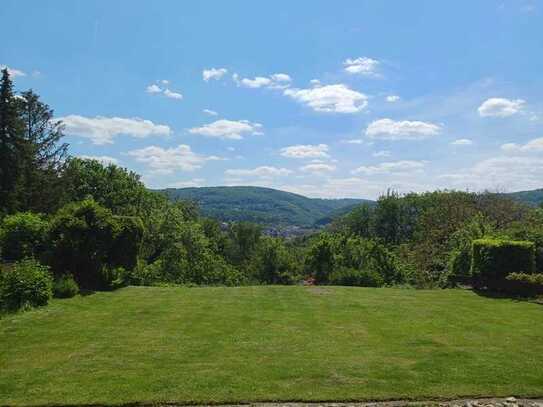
[158,186,372,227]
[157,186,543,227]
[505,188,543,206]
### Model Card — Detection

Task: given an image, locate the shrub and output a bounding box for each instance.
[471,239,536,290]
[0,212,48,262]
[53,274,79,298]
[252,237,300,284]
[0,258,53,311]
[329,267,384,287]
[505,272,543,296]
[48,200,143,290]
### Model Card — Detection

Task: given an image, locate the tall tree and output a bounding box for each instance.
[14,90,68,212]
[0,69,24,214]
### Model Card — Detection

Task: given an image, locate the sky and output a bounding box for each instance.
[1,0,542,200]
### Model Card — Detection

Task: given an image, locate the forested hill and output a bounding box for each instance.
[158,186,372,226]
[506,189,543,207]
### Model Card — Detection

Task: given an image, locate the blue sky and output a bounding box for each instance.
[2,0,542,199]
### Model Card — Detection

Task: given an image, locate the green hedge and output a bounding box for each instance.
[505,272,543,296]
[471,239,536,290]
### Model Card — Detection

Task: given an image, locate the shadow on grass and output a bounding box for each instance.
[472,288,543,305]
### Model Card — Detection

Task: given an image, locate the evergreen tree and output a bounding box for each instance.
[0,68,24,214]
[14,90,68,212]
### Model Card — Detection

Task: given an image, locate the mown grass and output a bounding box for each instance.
[1,286,543,406]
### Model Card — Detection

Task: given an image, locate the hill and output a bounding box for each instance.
[2,286,543,405]
[506,188,543,206]
[159,186,372,226]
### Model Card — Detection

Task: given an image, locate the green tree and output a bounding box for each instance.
[0,212,49,262]
[0,69,24,214]
[253,237,299,284]
[14,90,68,212]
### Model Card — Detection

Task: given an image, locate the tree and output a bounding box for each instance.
[14,90,68,212]
[0,69,24,214]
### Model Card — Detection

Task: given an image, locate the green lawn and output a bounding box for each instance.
[1,286,543,406]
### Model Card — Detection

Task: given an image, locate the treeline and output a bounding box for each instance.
[1,68,543,313]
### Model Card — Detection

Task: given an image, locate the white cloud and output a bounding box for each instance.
[478,98,525,117]
[203,109,218,116]
[441,155,543,192]
[225,166,292,178]
[77,155,119,165]
[146,84,162,94]
[163,89,183,100]
[280,144,329,159]
[160,79,170,85]
[203,68,228,81]
[352,160,426,176]
[59,115,171,145]
[501,137,543,154]
[284,84,368,113]
[234,72,292,89]
[366,118,441,140]
[309,79,322,87]
[300,163,336,174]
[189,119,263,140]
[372,150,391,158]
[386,95,400,103]
[450,138,473,146]
[1,65,26,77]
[168,178,205,188]
[343,57,380,77]
[127,144,220,174]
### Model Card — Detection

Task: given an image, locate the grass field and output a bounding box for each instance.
[1,286,543,406]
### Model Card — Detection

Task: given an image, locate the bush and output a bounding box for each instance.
[0,258,53,311]
[53,274,79,298]
[48,200,142,290]
[0,212,48,262]
[471,239,536,290]
[505,272,543,296]
[329,267,384,287]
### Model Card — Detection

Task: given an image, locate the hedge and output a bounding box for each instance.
[471,238,536,290]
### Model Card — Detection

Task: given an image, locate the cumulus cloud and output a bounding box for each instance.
[372,150,391,158]
[300,163,336,174]
[501,137,543,154]
[352,160,426,176]
[0,65,26,77]
[127,144,220,174]
[203,109,218,116]
[450,138,473,146]
[441,155,543,192]
[146,84,162,94]
[163,89,183,100]
[203,68,228,81]
[284,84,368,113]
[77,155,119,165]
[280,144,329,159]
[59,115,171,145]
[146,83,183,100]
[343,57,380,77]
[225,166,292,178]
[386,95,400,103]
[233,72,292,89]
[478,98,525,117]
[365,118,441,140]
[189,119,263,140]
[168,178,206,188]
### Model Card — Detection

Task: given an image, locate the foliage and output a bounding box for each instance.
[471,239,536,290]
[329,267,383,287]
[0,258,53,311]
[48,199,142,290]
[0,212,48,261]
[53,274,79,298]
[252,237,300,284]
[505,272,543,296]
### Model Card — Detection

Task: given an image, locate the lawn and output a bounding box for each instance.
[1,286,543,406]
